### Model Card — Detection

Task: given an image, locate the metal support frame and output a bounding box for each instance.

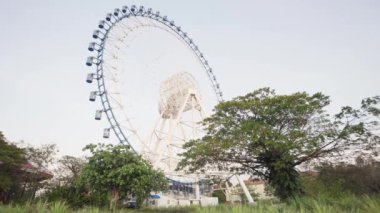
[150,88,203,172]
[236,175,255,204]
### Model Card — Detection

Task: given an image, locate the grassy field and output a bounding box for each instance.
[1,195,380,213]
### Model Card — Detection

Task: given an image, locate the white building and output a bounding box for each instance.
[147,194,218,207]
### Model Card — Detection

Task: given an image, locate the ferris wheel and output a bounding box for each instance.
[85,5,255,204]
[85,5,223,173]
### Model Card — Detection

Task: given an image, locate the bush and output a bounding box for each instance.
[211,190,226,203]
[316,159,380,196]
[42,184,108,209]
[301,174,347,198]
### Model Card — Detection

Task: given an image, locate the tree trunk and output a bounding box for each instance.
[267,164,302,200]
[109,189,120,210]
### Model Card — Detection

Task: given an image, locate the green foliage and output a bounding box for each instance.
[301,174,346,198]
[1,195,380,212]
[42,184,108,208]
[79,143,168,209]
[312,158,380,196]
[178,88,379,200]
[0,136,60,203]
[0,132,26,169]
[50,201,70,213]
[211,190,226,203]
[0,132,26,203]
[41,154,92,208]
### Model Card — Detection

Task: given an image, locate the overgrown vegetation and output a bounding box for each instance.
[0,132,27,203]
[0,135,168,209]
[41,144,168,209]
[301,156,380,197]
[78,143,168,209]
[178,88,379,200]
[1,195,380,212]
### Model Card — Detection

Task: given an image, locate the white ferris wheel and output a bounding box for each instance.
[85,5,254,203]
[85,5,222,173]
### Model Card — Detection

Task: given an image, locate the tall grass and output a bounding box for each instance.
[1,195,380,212]
[50,201,70,213]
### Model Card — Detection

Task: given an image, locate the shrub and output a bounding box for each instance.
[316,159,380,196]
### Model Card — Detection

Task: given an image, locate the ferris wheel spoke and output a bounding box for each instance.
[108,28,135,43]
[169,143,186,149]
[152,129,186,142]
[102,70,119,83]
[129,13,145,26]
[102,75,119,84]
[178,120,203,130]
[107,94,128,110]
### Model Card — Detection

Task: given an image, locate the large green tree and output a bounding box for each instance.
[177,88,379,200]
[79,143,168,209]
[0,132,26,203]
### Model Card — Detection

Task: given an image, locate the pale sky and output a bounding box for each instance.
[0,0,379,157]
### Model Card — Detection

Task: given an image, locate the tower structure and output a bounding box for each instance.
[143,72,205,173]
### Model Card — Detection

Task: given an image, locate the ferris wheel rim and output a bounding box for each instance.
[86,5,223,154]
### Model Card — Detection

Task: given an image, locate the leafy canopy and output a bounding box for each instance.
[79,143,168,208]
[0,132,26,193]
[178,88,379,199]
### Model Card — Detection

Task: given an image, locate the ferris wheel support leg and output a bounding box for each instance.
[224,180,231,202]
[154,92,193,170]
[145,115,165,154]
[167,92,193,170]
[190,93,206,139]
[167,117,175,170]
[153,119,166,151]
[195,176,200,200]
[198,98,207,121]
[236,174,255,204]
[153,119,167,169]
[178,121,187,142]
[191,95,197,139]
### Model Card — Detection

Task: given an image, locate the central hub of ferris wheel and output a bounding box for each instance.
[159,72,202,119]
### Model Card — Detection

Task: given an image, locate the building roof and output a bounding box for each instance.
[17,162,53,181]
